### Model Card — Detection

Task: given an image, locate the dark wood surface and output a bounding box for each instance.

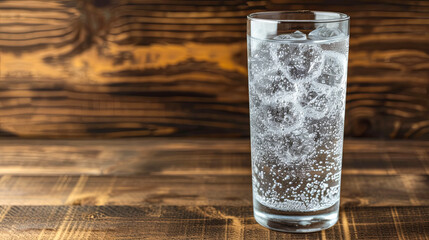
[0,138,428,239]
[0,0,428,139]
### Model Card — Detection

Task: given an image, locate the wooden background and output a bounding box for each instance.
[0,0,428,139]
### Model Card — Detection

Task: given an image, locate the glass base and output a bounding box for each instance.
[254,200,339,233]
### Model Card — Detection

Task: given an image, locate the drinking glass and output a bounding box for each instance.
[247,11,350,232]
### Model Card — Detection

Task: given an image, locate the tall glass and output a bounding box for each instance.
[247,11,349,233]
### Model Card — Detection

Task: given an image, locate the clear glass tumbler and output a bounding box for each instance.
[247,11,350,233]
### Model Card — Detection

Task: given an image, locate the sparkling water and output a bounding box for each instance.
[248,28,348,218]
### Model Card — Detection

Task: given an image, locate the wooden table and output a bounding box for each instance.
[0,139,427,239]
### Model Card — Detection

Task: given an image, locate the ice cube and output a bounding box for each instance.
[248,38,276,76]
[264,100,302,132]
[281,44,324,82]
[306,112,344,149]
[299,89,318,107]
[267,102,296,124]
[284,130,316,159]
[308,26,344,40]
[252,70,296,97]
[273,31,307,41]
[297,84,332,119]
[316,51,347,86]
[262,129,316,165]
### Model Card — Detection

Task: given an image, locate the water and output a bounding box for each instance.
[248,28,349,232]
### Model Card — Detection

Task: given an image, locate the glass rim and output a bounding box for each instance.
[247,10,350,23]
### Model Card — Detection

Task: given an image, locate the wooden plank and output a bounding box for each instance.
[0,1,428,139]
[0,139,427,175]
[342,140,429,175]
[0,138,251,175]
[0,205,426,239]
[0,174,427,207]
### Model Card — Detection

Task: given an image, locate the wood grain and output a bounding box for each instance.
[0,138,427,239]
[0,139,427,208]
[0,139,427,175]
[0,174,427,207]
[0,0,427,139]
[0,205,427,240]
